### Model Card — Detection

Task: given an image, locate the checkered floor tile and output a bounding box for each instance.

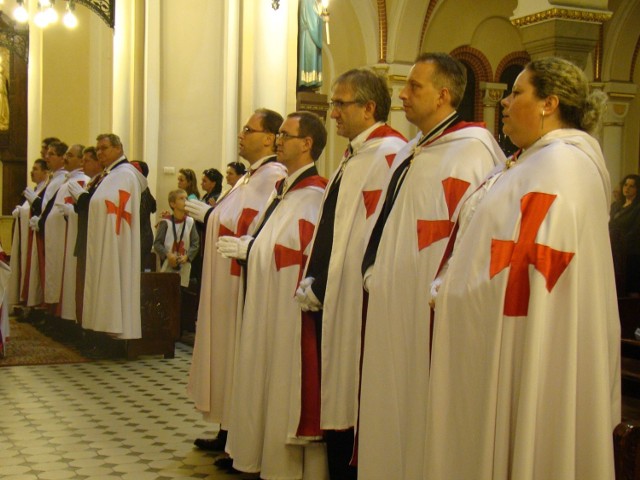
[0,342,255,479]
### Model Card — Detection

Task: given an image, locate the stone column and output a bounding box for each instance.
[510,1,611,69]
[112,0,145,158]
[597,81,637,186]
[480,82,507,137]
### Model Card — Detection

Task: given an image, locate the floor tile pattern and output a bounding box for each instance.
[0,343,255,479]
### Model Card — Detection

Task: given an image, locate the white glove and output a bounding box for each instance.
[67,181,86,201]
[56,203,75,217]
[216,235,252,260]
[29,215,40,231]
[185,199,212,223]
[363,266,373,293]
[23,189,37,205]
[11,206,20,218]
[429,277,443,310]
[295,277,322,312]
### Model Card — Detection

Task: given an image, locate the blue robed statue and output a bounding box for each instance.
[298,0,323,89]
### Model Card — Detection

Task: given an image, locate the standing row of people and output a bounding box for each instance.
[9,134,148,340]
[187,52,620,480]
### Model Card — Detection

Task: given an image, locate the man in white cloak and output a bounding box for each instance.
[8,159,49,308]
[220,111,329,479]
[28,142,68,311]
[52,144,89,321]
[357,53,505,480]
[186,109,287,454]
[73,133,146,339]
[294,68,406,479]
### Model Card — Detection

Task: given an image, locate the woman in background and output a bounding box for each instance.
[609,174,640,295]
[178,168,200,200]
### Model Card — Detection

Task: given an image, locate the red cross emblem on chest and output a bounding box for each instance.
[361,154,397,219]
[417,177,470,250]
[490,192,575,317]
[273,219,315,287]
[105,190,132,236]
[219,207,259,276]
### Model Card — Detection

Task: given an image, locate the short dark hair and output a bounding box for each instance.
[83,146,98,161]
[203,168,223,195]
[96,133,123,148]
[227,162,247,176]
[289,111,327,161]
[49,141,69,156]
[256,108,284,152]
[34,158,49,171]
[42,137,60,147]
[333,68,391,122]
[255,108,284,135]
[415,52,467,108]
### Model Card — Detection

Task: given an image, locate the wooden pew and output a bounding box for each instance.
[125,272,181,360]
[615,423,640,480]
[619,298,640,398]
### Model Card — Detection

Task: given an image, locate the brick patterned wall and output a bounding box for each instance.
[450,46,492,123]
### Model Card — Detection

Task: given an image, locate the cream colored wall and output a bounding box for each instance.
[154,1,233,214]
[40,6,97,146]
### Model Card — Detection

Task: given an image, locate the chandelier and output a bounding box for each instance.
[4,0,115,29]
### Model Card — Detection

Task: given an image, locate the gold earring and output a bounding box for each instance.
[541,110,545,129]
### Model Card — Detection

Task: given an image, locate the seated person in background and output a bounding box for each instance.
[154,189,200,288]
[201,168,223,206]
[610,173,640,296]
[178,168,200,200]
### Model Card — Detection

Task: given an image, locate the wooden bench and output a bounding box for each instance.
[619,298,640,398]
[125,272,181,360]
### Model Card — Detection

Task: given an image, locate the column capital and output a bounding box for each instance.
[510,3,612,69]
[480,82,508,107]
[594,81,637,126]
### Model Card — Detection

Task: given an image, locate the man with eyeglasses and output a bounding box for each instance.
[294,68,407,480]
[186,109,287,460]
[357,52,506,479]
[217,111,329,479]
[67,133,147,340]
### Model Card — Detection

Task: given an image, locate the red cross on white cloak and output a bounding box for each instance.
[490,192,574,317]
[361,154,398,219]
[417,177,470,251]
[105,189,132,236]
[273,219,315,288]
[219,207,259,276]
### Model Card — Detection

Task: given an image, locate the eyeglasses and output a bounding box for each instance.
[241,126,266,135]
[329,100,360,110]
[276,132,306,141]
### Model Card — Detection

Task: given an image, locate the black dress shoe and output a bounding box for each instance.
[194,437,225,451]
[214,456,234,469]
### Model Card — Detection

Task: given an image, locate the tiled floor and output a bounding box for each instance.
[0,342,255,480]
